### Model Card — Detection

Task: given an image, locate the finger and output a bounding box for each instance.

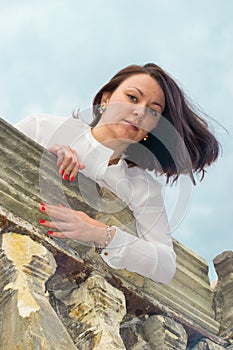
[39,219,70,231]
[63,160,79,179]
[65,148,79,179]
[61,148,81,179]
[40,203,76,222]
[40,220,77,236]
[56,149,66,167]
[70,148,85,170]
[47,230,85,241]
[59,166,73,180]
[50,146,69,169]
[69,161,85,182]
[61,147,75,170]
[47,231,68,238]
[58,203,66,207]
[68,162,80,181]
[48,144,63,154]
[39,216,75,239]
[47,144,67,169]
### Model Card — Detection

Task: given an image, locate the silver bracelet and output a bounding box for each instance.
[95,225,112,254]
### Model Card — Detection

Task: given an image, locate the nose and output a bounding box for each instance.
[133,106,145,123]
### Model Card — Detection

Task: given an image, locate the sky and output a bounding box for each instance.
[0,0,232,282]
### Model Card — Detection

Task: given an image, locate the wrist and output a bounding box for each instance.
[95,225,116,254]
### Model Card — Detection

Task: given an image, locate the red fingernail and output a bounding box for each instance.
[39,219,46,224]
[63,174,68,180]
[59,169,64,176]
[47,231,54,235]
[40,202,45,206]
[40,205,46,211]
[70,176,74,182]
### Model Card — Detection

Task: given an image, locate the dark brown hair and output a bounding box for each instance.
[90,63,220,184]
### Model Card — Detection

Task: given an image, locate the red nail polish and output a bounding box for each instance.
[40,205,46,211]
[70,176,74,182]
[39,219,46,224]
[47,231,54,235]
[40,202,45,206]
[60,169,64,176]
[63,174,68,180]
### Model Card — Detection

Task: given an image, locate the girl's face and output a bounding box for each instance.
[95,74,165,147]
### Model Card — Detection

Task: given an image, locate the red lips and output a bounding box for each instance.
[123,120,139,131]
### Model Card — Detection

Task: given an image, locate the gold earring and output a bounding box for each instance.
[143,135,148,141]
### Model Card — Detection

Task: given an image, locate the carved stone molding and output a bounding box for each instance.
[51,273,126,349]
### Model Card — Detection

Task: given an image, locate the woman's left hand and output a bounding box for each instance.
[39,202,108,245]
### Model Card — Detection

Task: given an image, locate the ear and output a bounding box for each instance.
[101,92,111,104]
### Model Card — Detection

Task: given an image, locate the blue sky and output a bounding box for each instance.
[0,0,232,281]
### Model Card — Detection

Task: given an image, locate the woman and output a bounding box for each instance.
[15,63,220,283]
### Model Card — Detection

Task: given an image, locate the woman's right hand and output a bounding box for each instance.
[48,144,85,181]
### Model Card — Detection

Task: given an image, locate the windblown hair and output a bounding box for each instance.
[89,63,220,184]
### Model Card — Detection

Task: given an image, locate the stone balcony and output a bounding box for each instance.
[0,117,232,350]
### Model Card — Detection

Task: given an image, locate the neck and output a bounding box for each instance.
[108,157,121,166]
[91,126,127,159]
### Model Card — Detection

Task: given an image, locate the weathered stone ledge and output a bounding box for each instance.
[0,117,232,349]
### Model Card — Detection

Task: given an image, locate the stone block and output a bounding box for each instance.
[0,232,77,350]
[53,273,126,349]
[120,318,150,349]
[143,240,219,334]
[143,314,187,349]
[213,251,233,341]
[191,338,227,349]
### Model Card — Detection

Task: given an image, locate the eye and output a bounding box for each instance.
[148,108,159,117]
[127,94,138,103]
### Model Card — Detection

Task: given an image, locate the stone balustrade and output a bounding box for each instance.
[0,117,232,349]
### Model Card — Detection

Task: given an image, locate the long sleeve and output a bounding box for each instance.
[98,166,176,283]
[15,114,71,147]
[102,229,176,283]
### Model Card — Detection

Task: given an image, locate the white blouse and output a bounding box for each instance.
[15,113,176,283]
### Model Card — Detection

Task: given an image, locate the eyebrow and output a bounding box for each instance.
[129,86,163,110]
